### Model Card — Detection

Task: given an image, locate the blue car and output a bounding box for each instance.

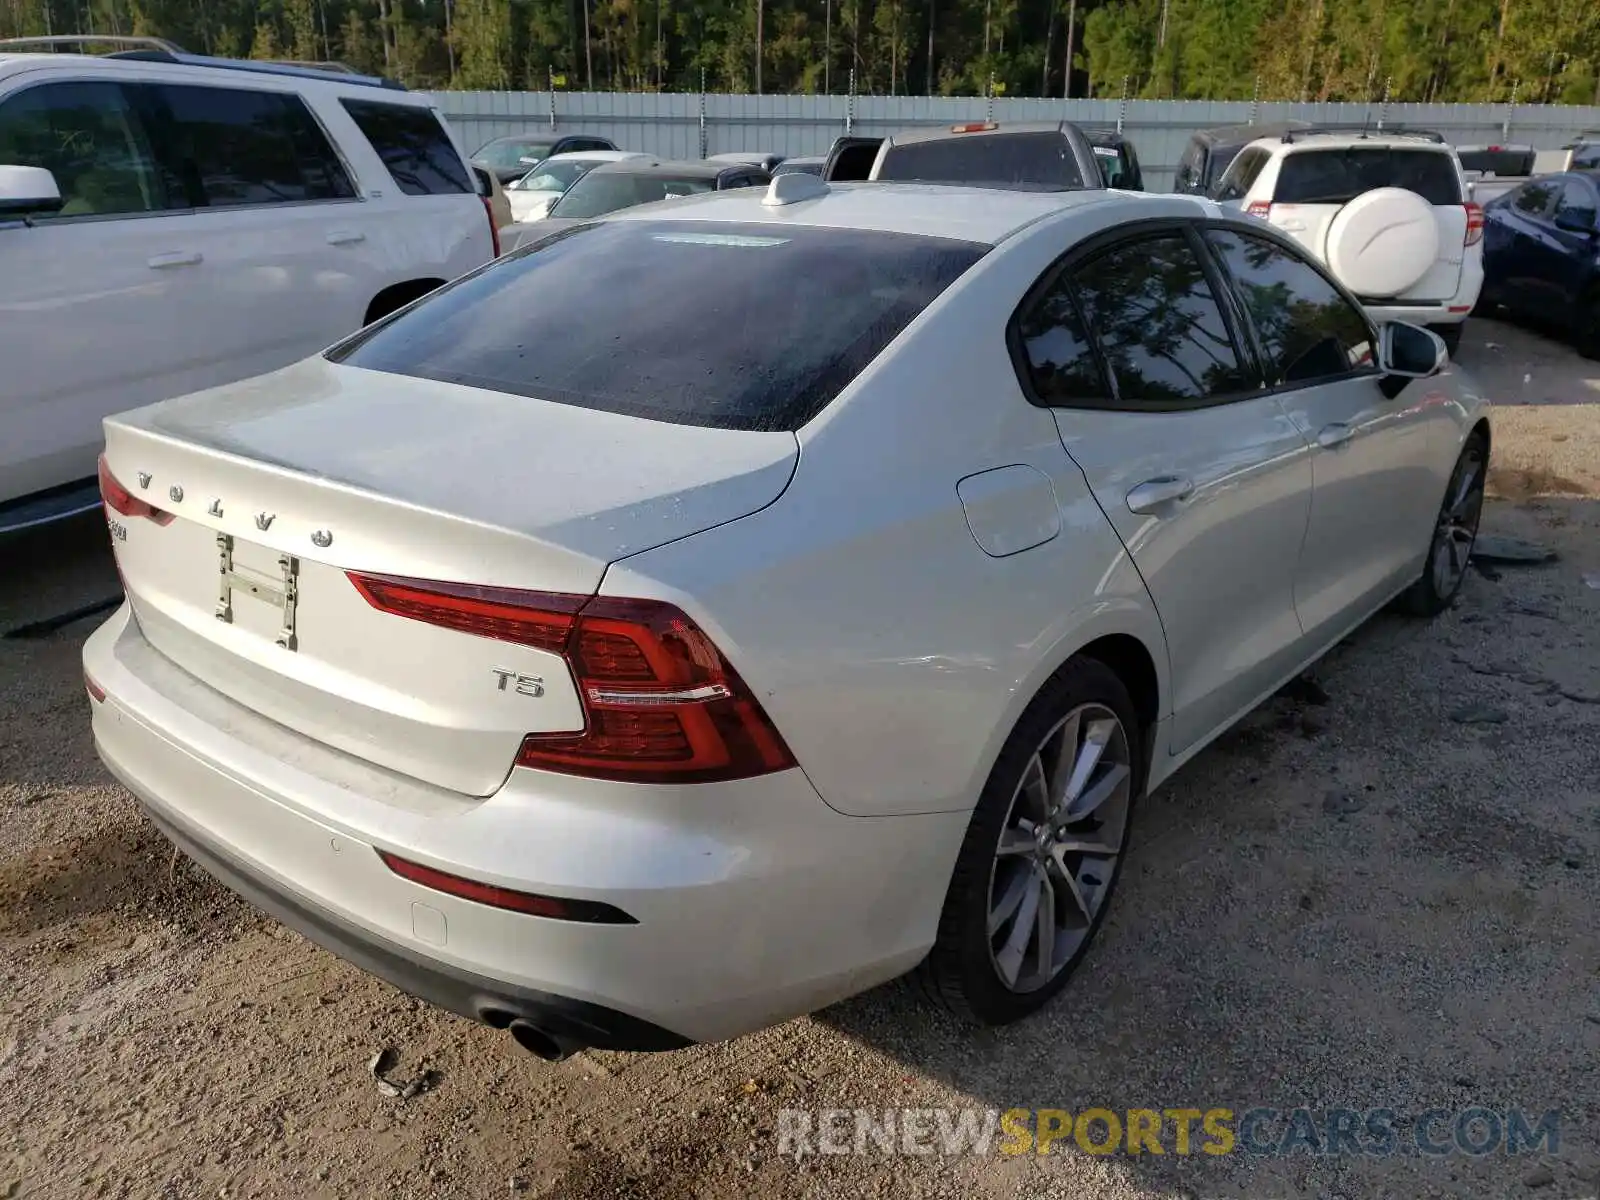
[1479,170,1600,357]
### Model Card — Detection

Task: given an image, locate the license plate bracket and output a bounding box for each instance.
[215,533,299,651]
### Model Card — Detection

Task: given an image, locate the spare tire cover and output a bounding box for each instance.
[1324,186,1439,298]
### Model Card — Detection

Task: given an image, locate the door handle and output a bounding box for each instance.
[1278,219,1308,232]
[1126,475,1196,514]
[146,250,202,269]
[1316,422,1354,449]
[326,229,367,246]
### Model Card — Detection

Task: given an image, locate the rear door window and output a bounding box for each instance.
[877,132,1085,189]
[1273,147,1462,205]
[328,220,986,431]
[151,84,355,206]
[1554,178,1598,230]
[1068,233,1254,405]
[341,100,473,195]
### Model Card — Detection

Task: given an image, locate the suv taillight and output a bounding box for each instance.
[1245,200,1272,220]
[1464,202,1485,246]
[98,455,174,525]
[348,573,796,784]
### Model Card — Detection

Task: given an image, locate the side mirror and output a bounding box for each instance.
[1378,322,1447,397]
[0,165,64,217]
[1554,208,1596,236]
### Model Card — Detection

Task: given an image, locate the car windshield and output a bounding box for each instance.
[510,159,598,193]
[327,220,987,432]
[875,131,1085,189]
[1273,147,1463,205]
[773,159,823,176]
[475,139,554,169]
[549,170,716,218]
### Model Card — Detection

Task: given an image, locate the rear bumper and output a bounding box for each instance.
[84,604,968,1045]
[1365,252,1485,328]
[140,796,690,1051]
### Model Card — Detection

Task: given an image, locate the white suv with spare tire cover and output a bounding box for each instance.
[0,36,497,533]
[1212,128,1483,356]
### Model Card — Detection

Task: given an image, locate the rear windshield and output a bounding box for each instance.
[1273,147,1462,205]
[876,132,1085,189]
[549,171,716,218]
[1458,147,1536,177]
[475,138,553,169]
[327,220,986,431]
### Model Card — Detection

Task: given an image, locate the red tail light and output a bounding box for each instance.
[376,850,636,923]
[85,669,106,703]
[483,195,501,256]
[1245,200,1273,220]
[951,122,998,133]
[98,455,174,526]
[1464,202,1485,246]
[348,573,797,784]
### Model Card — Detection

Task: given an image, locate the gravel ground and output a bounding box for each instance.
[2,318,1598,1200]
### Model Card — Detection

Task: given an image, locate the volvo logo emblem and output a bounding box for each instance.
[255,512,275,532]
[310,529,333,548]
[168,485,184,503]
[208,498,224,518]
[137,472,152,489]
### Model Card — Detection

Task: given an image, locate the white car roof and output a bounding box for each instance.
[537,150,647,165]
[1241,131,1455,155]
[0,50,435,103]
[606,181,1172,245]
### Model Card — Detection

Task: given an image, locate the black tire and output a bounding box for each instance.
[1430,322,1464,359]
[1395,429,1488,617]
[916,656,1143,1025]
[1575,290,1600,361]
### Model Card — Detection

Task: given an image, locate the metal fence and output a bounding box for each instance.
[430,91,1600,190]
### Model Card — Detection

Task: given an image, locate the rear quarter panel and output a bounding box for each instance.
[602,202,1175,818]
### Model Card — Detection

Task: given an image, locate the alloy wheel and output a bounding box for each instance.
[986,703,1132,994]
[1429,440,1486,599]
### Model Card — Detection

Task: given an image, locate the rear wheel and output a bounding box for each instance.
[1575,290,1600,360]
[1396,429,1487,617]
[1430,322,1464,359]
[917,657,1141,1025]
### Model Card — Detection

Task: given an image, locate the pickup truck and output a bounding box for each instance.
[820,122,1107,192]
[1460,138,1600,205]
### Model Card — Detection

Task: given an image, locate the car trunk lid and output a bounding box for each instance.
[102,357,798,796]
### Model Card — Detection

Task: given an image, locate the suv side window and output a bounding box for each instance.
[151,84,355,206]
[1213,148,1265,201]
[1205,227,1375,386]
[340,99,473,196]
[1513,179,1560,216]
[0,81,172,218]
[1175,140,1203,192]
[1554,178,1598,230]
[1068,233,1253,405]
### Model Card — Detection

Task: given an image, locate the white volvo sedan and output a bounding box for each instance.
[83,176,1489,1059]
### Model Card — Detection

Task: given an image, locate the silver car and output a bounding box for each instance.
[85,186,1487,1060]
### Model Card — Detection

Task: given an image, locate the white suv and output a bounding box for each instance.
[0,37,496,532]
[1212,128,1483,355]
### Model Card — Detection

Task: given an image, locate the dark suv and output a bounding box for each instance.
[1173,121,1311,197]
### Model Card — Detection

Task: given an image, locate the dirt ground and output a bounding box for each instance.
[2,317,1598,1200]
